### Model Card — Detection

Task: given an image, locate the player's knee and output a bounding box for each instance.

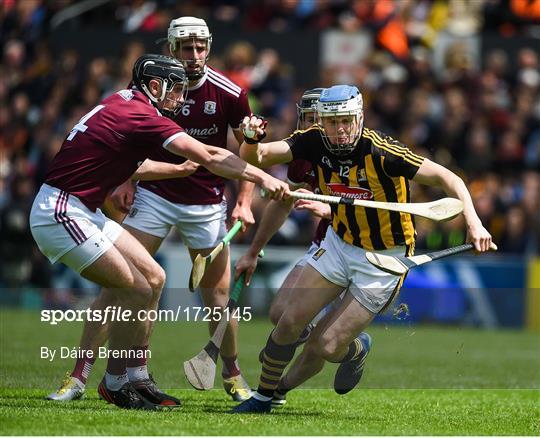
[200,287,228,307]
[146,264,166,292]
[276,311,306,339]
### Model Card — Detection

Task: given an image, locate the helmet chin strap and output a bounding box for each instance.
[141,79,168,104]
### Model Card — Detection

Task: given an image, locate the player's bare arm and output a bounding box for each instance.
[109,180,136,213]
[231,129,255,231]
[165,134,289,200]
[294,198,332,219]
[413,158,494,252]
[232,181,255,231]
[239,115,293,167]
[293,188,332,219]
[132,158,200,180]
[109,160,200,213]
[235,196,295,285]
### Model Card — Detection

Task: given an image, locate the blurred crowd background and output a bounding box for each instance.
[1,0,539,292]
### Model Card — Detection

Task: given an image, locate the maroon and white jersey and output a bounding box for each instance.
[45,89,184,212]
[287,160,330,246]
[139,66,251,205]
[287,159,317,190]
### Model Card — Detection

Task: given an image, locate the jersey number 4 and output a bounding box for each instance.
[67,105,105,141]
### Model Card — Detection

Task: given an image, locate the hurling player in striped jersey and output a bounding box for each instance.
[234,88,331,408]
[232,85,494,413]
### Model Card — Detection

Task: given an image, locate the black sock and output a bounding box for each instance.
[257,333,297,398]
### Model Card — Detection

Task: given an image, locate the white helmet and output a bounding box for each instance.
[167,16,212,79]
[317,85,364,156]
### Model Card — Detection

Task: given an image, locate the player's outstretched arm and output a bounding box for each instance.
[165,133,289,200]
[108,159,200,213]
[293,189,332,219]
[413,158,494,252]
[232,180,256,232]
[132,159,199,180]
[235,197,294,285]
[239,139,293,168]
[231,129,256,232]
[238,115,293,167]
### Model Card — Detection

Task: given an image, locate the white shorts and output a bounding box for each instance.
[295,242,320,268]
[30,184,123,273]
[122,187,227,249]
[307,227,406,314]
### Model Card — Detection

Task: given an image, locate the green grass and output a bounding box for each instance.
[1,309,539,435]
[1,388,538,435]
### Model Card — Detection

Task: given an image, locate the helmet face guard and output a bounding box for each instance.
[167,16,212,80]
[132,54,188,118]
[317,85,364,156]
[296,87,324,130]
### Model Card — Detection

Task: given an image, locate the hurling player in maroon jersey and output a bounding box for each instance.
[233,88,332,408]
[108,17,257,401]
[48,17,257,404]
[35,54,288,410]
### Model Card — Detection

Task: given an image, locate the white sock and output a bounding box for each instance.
[127,365,149,382]
[70,376,84,388]
[105,372,128,391]
[252,391,272,402]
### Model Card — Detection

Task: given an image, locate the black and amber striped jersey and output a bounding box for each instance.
[285,125,425,250]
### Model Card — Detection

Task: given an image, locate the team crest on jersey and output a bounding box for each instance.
[204,101,217,115]
[322,156,333,169]
[128,208,138,218]
[118,89,134,101]
[312,248,326,261]
[357,168,367,181]
[326,183,373,200]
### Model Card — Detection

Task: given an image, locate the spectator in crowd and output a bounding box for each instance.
[1,0,538,291]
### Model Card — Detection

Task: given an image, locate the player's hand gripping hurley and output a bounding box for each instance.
[261,190,464,222]
[189,220,243,292]
[366,242,498,275]
[184,251,264,390]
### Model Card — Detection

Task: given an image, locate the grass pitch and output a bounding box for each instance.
[1,309,539,435]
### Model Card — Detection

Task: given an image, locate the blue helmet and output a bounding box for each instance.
[317,85,364,156]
